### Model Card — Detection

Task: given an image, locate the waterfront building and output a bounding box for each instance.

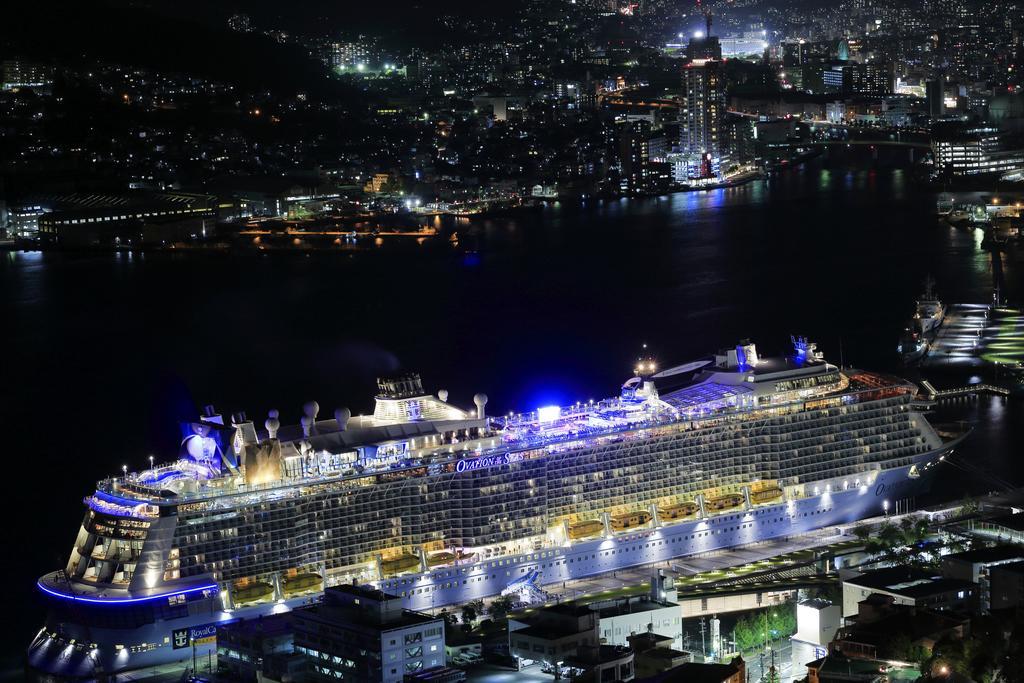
[598,594,682,648]
[721,115,757,168]
[292,585,446,683]
[35,192,216,247]
[635,657,745,683]
[8,202,47,239]
[509,603,601,670]
[216,614,305,682]
[790,599,841,678]
[941,546,1024,613]
[618,118,652,194]
[804,653,890,683]
[680,58,725,177]
[831,596,968,664]
[840,567,976,618]
[931,125,1024,178]
[28,338,963,678]
[598,571,682,650]
[988,561,1024,612]
[633,643,691,679]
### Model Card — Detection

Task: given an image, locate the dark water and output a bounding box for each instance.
[3,163,1022,672]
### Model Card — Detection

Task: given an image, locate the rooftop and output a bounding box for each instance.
[596,598,677,618]
[845,567,974,598]
[942,545,1024,565]
[992,559,1024,576]
[639,659,744,683]
[981,512,1024,532]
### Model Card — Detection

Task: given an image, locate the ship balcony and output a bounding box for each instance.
[36,570,219,607]
[90,547,136,563]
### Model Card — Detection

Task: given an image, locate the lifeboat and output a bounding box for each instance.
[568,520,605,539]
[426,550,477,567]
[610,511,652,531]
[658,501,699,520]
[381,554,421,575]
[706,493,745,511]
[751,487,783,504]
[283,572,322,596]
[232,581,274,605]
[427,551,456,567]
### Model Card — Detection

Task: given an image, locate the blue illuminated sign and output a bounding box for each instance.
[455,452,525,473]
[171,623,218,650]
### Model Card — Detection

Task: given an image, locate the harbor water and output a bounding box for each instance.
[2,162,1023,675]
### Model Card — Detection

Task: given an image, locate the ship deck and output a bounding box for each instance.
[37,571,217,604]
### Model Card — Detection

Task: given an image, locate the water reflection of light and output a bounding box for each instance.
[16,250,43,263]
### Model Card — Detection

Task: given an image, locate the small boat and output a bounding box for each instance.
[568,520,605,539]
[750,487,783,504]
[232,581,274,604]
[706,493,745,511]
[426,550,475,567]
[658,501,698,520]
[381,554,421,575]
[899,276,944,366]
[610,511,652,531]
[282,572,322,596]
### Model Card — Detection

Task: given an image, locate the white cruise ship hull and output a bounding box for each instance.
[28,448,945,680]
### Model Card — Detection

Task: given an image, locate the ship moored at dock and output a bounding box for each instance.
[29,337,964,679]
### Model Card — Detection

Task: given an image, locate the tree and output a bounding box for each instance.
[959,496,980,518]
[888,632,930,667]
[488,594,516,621]
[766,605,797,639]
[733,614,762,653]
[439,609,457,629]
[461,599,484,629]
[860,516,938,570]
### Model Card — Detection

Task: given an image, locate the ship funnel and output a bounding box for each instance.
[473,393,489,419]
[200,404,225,425]
[334,407,351,431]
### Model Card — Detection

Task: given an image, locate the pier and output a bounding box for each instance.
[921,303,1024,368]
[919,379,1010,400]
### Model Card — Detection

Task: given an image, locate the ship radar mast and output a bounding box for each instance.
[790,335,823,364]
[634,343,657,379]
[922,274,936,301]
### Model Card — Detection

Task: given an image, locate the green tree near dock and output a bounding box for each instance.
[732,604,797,653]
[853,516,934,569]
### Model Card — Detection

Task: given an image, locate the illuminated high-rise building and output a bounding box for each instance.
[680,58,725,177]
[617,118,651,194]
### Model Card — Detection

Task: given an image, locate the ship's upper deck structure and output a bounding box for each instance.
[90,339,910,515]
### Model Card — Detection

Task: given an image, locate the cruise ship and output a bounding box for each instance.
[29,338,963,679]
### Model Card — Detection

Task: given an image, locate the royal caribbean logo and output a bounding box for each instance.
[455,452,525,473]
[172,628,190,649]
[171,623,217,649]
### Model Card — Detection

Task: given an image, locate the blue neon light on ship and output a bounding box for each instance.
[37,581,218,605]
